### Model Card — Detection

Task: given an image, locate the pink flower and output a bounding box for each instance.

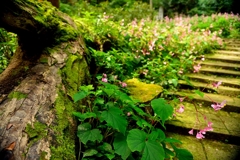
[119,82,127,87]
[102,78,108,83]
[188,129,194,135]
[193,64,201,73]
[196,132,205,139]
[121,82,127,87]
[127,112,131,116]
[176,104,184,113]
[211,100,226,111]
[200,122,214,133]
[179,97,185,102]
[208,121,213,127]
[212,81,222,88]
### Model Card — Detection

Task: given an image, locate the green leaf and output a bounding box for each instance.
[101,82,119,90]
[164,148,175,158]
[103,88,115,97]
[83,149,98,158]
[130,103,147,116]
[98,142,113,154]
[141,140,165,160]
[127,129,146,152]
[105,154,115,160]
[73,112,96,121]
[77,123,103,144]
[194,90,204,97]
[148,131,159,141]
[101,107,127,134]
[113,134,131,160]
[164,138,182,144]
[171,79,178,87]
[155,129,166,142]
[127,129,165,160]
[175,148,193,160]
[80,85,94,92]
[115,90,132,102]
[151,98,174,126]
[136,118,152,128]
[73,90,88,103]
[94,97,104,105]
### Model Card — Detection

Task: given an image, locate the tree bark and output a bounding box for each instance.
[47,0,60,8]
[0,0,89,159]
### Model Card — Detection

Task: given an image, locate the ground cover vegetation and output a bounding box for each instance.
[0,0,240,159]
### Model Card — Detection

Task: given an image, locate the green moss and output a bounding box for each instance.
[126,78,163,102]
[50,91,76,160]
[25,122,48,145]
[40,151,48,160]
[8,91,27,100]
[40,57,48,64]
[49,48,90,159]
[61,55,89,97]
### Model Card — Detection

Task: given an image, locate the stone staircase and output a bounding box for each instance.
[166,39,240,160]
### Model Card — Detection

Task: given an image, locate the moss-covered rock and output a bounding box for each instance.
[126,78,163,102]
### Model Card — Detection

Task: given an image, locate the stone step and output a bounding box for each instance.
[205,54,240,62]
[225,43,240,47]
[166,132,240,160]
[200,66,240,76]
[224,39,240,44]
[214,50,240,56]
[225,46,240,51]
[168,91,240,112]
[196,60,240,69]
[166,102,240,143]
[186,74,240,87]
[178,80,240,96]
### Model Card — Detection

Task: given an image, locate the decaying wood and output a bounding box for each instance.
[0,0,89,159]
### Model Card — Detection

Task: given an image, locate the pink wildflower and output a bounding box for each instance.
[203,122,213,132]
[119,82,127,88]
[211,100,226,111]
[102,78,108,83]
[212,81,222,88]
[193,64,201,73]
[179,97,185,102]
[176,104,184,113]
[188,129,194,135]
[196,132,205,139]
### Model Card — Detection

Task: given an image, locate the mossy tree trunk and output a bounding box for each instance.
[0,0,89,159]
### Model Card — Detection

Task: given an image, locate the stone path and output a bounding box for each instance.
[166,39,240,160]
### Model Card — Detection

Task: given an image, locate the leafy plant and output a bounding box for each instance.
[73,82,192,160]
[0,28,17,73]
